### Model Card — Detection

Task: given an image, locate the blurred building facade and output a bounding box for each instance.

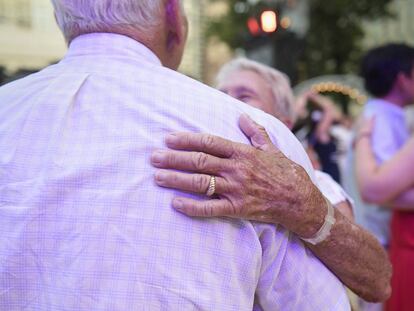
[0,0,66,72]
[180,0,206,80]
[203,0,234,85]
[0,0,208,81]
[363,0,414,48]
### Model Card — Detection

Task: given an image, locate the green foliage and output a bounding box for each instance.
[207,0,394,80]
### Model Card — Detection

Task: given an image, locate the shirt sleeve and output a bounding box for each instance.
[252,224,350,311]
[315,170,355,211]
[364,110,401,163]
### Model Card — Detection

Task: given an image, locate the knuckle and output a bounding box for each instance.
[184,134,194,148]
[203,203,212,217]
[200,134,215,149]
[229,202,239,216]
[193,174,207,192]
[238,144,254,158]
[165,152,175,166]
[193,152,209,170]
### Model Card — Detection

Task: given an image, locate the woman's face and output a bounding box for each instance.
[218,69,276,115]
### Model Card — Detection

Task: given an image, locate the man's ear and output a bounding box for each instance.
[396,71,410,91]
[165,0,186,51]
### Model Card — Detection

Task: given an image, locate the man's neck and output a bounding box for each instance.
[380,92,407,108]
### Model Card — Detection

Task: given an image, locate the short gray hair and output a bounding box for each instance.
[216,58,297,123]
[51,0,167,42]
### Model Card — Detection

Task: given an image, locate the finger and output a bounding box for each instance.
[172,197,235,218]
[238,114,275,152]
[164,132,242,158]
[151,149,227,174]
[154,169,226,195]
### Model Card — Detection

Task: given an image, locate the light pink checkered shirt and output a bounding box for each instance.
[0,33,350,310]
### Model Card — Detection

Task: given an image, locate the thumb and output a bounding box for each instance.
[238,114,276,152]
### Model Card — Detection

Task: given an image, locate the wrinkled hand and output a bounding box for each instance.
[151,114,325,237]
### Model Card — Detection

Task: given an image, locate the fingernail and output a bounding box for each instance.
[165,133,179,145]
[154,170,167,183]
[172,198,184,210]
[151,150,166,165]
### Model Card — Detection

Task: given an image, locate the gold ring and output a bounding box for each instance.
[206,176,216,197]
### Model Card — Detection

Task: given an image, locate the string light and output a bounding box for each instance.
[280,16,291,29]
[310,82,367,105]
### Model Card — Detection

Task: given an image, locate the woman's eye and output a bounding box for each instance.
[238,94,251,102]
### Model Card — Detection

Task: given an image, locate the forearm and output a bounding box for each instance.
[305,208,391,302]
[389,187,414,210]
[276,180,391,302]
[355,137,393,203]
[356,134,414,204]
[315,111,335,143]
[312,95,341,143]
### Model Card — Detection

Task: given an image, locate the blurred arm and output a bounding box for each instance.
[309,93,342,143]
[390,189,414,210]
[355,118,414,205]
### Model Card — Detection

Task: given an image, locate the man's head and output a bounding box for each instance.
[51,0,188,70]
[361,43,414,104]
[216,58,296,128]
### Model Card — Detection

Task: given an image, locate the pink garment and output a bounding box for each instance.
[0,33,349,310]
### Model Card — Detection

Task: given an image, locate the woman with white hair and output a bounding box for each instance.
[216,58,297,128]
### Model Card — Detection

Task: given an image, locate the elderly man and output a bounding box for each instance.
[0,1,369,310]
[151,58,391,301]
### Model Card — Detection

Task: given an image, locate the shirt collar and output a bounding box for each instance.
[366,98,405,117]
[64,33,162,66]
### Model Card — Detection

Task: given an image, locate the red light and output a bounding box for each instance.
[261,10,277,33]
[247,17,260,35]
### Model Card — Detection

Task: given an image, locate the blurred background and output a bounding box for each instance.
[0,0,413,113]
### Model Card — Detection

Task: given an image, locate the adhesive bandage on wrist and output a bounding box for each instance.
[301,197,336,245]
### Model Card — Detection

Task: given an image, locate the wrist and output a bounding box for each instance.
[287,182,327,238]
[353,132,371,148]
[301,197,336,245]
[301,186,327,238]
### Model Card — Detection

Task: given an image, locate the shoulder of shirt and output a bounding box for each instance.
[161,72,315,180]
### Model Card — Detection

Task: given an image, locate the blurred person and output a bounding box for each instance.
[330,115,354,177]
[406,106,414,133]
[295,91,354,184]
[343,43,414,311]
[355,118,414,311]
[296,91,343,183]
[0,1,356,310]
[151,58,391,301]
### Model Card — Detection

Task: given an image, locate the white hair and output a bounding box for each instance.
[51,0,168,42]
[216,58,297,123]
